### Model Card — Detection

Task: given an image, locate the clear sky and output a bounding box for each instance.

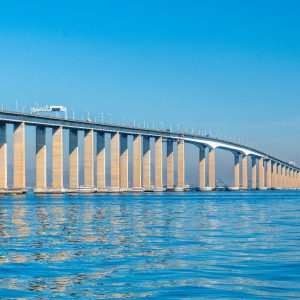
[0,0,299,176]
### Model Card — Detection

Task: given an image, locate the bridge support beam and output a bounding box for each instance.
[198,146,206,190]
[251,157,257,190]
[120,134,128,190]
[242,155,248,189]
[282,166,286,189]
[143,136,151,189]
[208,148,215,190]
[266,160,272,189]
[13,122,26,190]
[277,164,282,189]
[166,140,174,190]
[287,168,291,189]
[154,136,163,191]
[272,161,277,189]
[234,153,240,189]
[133,135,142,191]
[69,129,78,190]
[96,132,106,191]
[258,158,266,190]
[52,126,63,190]
[84,129,94,190]
[0,123,7,189]
[110,132,120,191]
[177,140,185,191]
[293,170,296,189]
[36,126,47,190]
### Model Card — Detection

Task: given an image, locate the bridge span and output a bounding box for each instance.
[0,110,299,193]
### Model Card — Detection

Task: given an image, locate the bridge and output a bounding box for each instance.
[0,110,299,194]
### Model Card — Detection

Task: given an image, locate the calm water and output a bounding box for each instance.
[0,191,299,299]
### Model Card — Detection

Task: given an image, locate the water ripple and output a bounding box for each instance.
[0,191,299,299]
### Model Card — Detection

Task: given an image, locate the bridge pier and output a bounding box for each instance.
[272,161,277,189]
[154,136,164,191]
[133,135,142,191]
[120,134,129,191]
[52,126,64,192]
[208,148,215,190]
[198,146,207,191]
[35,126,47,191]
[228,153,240,191]
[13,122,26,191]
[259,158,266,190]
[242,155,248,190]
[96,132,106,191]
[166,140,174,190]
[143,136,151,190]
[0,123,7,190]
[266,160,272,189]
[277,164,282,189]
[251,157,257,190]
[110,132,120,192]
[176,139,185,191]
[69,129,79,191]
[84,129,94,190]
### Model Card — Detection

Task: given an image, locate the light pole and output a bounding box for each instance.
[159,121,164,130]
[107,113,112,124]
[99,112,104,123]
[22,106,27,112]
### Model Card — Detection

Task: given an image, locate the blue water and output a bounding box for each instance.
[0,191,299,299]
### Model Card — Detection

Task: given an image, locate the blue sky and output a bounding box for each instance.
[0,0,299,175]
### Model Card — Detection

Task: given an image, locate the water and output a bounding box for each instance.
[0,191,299,299]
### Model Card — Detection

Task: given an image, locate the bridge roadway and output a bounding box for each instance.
[0,110,299,193]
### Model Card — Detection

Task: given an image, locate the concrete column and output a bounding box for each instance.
[258,158,265,189]
[166,140,174,190]
[272,161,277,189]
[251,157,257,190]
[133,135,142,190]
[286,168,290,189]
[69,129,78,190]
[266,160,272,189]
[177,140,185,190]
[282,166,286,189]
[52,126,63,190]
[154,136,163,191]
[143,136,151,189]
[96,132,106,190]
[208,148,215,189]
[84,129,94,189]
[277,164,282,189]
[120,134,128,190]
[234,153,240,188]
[242,155,248,190]
[110,132,120,190]
[13,122,26,190]
[199,146,206,189]
[292,170,296,189]
[0,123,7,189]
[36,126,47,190]
[298,172,300,189]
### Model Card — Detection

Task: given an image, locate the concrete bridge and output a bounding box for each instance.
[0,110,299,194]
